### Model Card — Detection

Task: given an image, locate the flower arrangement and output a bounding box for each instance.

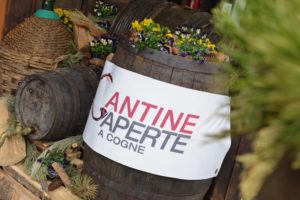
[54,8,73,30]
[92,1,118,31]
[89,35,116,58]
[93,1,118,18]
[130,19,220,63]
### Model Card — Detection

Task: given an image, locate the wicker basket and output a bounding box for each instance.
[0,16,73,95]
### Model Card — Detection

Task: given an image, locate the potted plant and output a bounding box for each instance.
[92,1,118,31]
[89,35,116,66]
[129,18,226,63]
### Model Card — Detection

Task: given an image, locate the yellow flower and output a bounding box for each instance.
[207,44,216,50]
[140,18,154,27]
[54,8,63,17]
[152,24,161,32]
[166,33,173,38]
[63,17,69,24]
[63,9,70,17]
[176,40,183,45]
[132,20,142,32]
[68,23,73,29]
[197,39,203,45]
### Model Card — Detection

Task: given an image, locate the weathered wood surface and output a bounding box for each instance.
[85,145,213,200]
[1,0,85,38]
[204,136,241,200]
[110,0,221,42]
[15,67,99,141]
[113,39,228,95]
[0,0,8,40]
[4,164,80,200]
[34,0,83,10]
[0,170,40,200]
[224,137,300,200]
[83,38,229,200]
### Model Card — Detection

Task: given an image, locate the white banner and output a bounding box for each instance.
[83,61,231,180]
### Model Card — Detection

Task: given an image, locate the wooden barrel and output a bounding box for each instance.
[110,0,220,43]
[83,39,228,200]
[15,66,99,141]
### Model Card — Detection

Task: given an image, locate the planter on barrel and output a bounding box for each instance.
[110,0,220,43]
[83,39,230,200]
[15,66,99,141]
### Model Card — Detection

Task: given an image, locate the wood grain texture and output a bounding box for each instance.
[4,0,34,35]
[0,0,8,40]
[0,170,39,200]
[204,137,241,200]
[224,137,251,200]
[83,39,229,200]
[3,164,80,200]
[34,0,83,10]
[110,0,220,43]
[15,67,98,141]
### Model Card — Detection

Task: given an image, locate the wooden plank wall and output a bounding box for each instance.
[0,0,84,40]
[0,0,8,40]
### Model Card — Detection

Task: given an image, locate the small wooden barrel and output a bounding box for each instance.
[15,66,99,141]
[110,0,220,42]
[83,39,228,200]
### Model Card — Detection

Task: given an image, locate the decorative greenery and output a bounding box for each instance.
[174,26,218,62]
[54,8,73,30]
[213,0,300,199]
[24,142,40,174]
[41,152,65,167]
[61,42,84,67]
[93,1,118,19]
[90,1,118,31]
[71,174,98,200]
[130,19,221,63]
[89,35,116,57]
[30,135,82,181]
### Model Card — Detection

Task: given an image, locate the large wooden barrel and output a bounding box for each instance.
[15,66,99,141]
[110,0,220,43]
[83,39,228,200]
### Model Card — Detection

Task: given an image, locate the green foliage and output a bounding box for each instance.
[131,19,171,51]
[61,41,84,67]
[93,1,118,18]
[31,135,82,181]
[42,152,65,166]
[213,0,300,199]
[89,36,115,56]
[24,142,40,174]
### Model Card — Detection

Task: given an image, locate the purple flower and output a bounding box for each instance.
[180,52,188,57]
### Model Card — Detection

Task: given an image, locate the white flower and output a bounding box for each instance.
[175,31,180,35]
[97,12,101,16]
[108,39,112,45]
[94,9,97,12]
[196,29,201,34]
